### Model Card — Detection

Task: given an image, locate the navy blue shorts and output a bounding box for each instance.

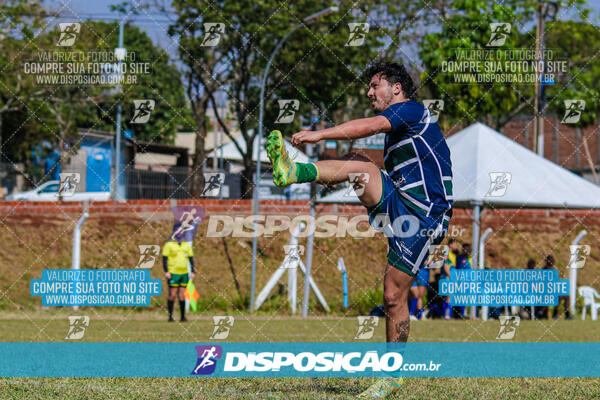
[412,268,430,287]
[366,170,450,277]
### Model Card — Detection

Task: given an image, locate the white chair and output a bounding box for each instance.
[578,286,600,321]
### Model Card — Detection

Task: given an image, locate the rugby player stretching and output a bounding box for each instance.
[266,62,453,397]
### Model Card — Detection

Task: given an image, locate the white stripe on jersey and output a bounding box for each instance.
[383,138,412,162]
[398,180,424,190]
[417,135,452,203]
[390,157,418,174]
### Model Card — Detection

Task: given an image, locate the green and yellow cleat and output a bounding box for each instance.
[357,377,403,398]
[265,130,297,187]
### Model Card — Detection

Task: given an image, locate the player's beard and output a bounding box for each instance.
[370,91,393,113]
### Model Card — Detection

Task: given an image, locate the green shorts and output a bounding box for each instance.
[168,273,189,287]
[387,247,417,277]
[365,172,416,278]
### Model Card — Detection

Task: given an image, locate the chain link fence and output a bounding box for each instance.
[123,167,241,199]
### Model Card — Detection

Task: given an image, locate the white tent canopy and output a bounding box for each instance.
[207,133,309,164]
[449,122,600,208]
[318,122,600,208]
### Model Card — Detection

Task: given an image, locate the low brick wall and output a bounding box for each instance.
[1,200,599,229]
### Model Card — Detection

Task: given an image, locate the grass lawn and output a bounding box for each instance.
[1,312,599,399]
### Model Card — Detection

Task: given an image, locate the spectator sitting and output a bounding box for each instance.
[536,255,570,319]
[519,258,537,319]
[442,239,459,320]
[454,243,472,319]
[544,254,572,320]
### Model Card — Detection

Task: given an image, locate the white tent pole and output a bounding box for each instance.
[254,262,287,310]
[569,230,587,316]
[302,198,316,317]
[72,201,89,312]
[254,222,305,311]
[298,259,330,312]
[470,202,482,320]
[478,227,493,321]
[288,256,297,314]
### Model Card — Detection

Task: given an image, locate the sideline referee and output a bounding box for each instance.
[162,235,195,322]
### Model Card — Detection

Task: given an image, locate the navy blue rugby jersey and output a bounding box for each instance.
[377,100,453,217]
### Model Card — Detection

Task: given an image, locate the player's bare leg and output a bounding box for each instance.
[384,264,415,342]
[266,129,407,398]
[358,264,414,398]
[313,152,383,206]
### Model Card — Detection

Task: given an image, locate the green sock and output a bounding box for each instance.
[295,163,319,183]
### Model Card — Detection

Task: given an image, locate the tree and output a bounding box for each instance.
[169,0,391,198]
[0,0,46,163]
[544,19,600,127]
[419,0,589,132]
[3,18,191,184]
[168,3,227,196]
[543,18,600,179]
[35,21,193,144]
[419,0,539,131]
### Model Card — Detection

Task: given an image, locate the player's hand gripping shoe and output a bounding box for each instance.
[265,130,297,187]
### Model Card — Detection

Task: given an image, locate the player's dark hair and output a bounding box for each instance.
[365,62,416,99]
[448,238,457,245]
[526,258,536,269]
[545,254,555,266]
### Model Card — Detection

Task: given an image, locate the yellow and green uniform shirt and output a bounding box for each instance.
[447,250,457,269]
[162,241,194,274]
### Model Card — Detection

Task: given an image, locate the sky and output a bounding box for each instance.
[47,0,178,52]
[48,0,600,62]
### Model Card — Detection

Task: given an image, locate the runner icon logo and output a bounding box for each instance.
[192,345,223,375]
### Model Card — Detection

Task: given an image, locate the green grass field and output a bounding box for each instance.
[1,312,600,399]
